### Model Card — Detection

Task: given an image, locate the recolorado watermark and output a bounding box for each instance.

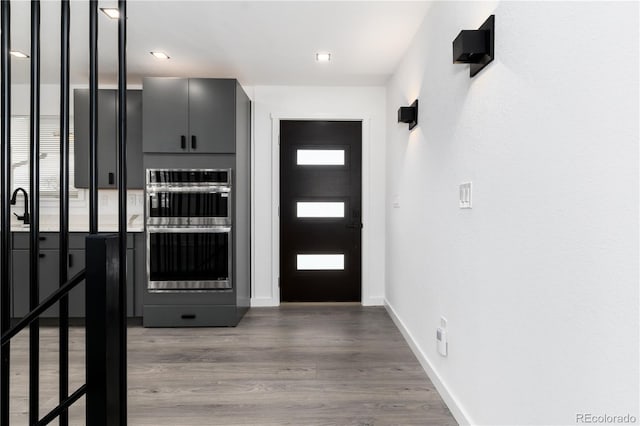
[576,413,637,424]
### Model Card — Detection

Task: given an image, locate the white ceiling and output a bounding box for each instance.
[7,0,430,86]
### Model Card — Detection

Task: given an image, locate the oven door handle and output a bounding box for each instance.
[145,186,231,194]
[147,226,231,233]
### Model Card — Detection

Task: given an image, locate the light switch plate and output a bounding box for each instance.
[459,182,472,209]
[437,327,448,356]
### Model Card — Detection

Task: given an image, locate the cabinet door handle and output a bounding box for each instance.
[191,135,196,150]
[39,236,46,241]
[68,253,73,268]
[181,314,196,320]
[38,253,46,258]
[108,172,115,185]
[181,135,186,149]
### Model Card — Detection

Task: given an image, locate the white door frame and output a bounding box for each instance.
[269,113,376,305]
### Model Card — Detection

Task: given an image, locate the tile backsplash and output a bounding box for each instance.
[9,188,144,229]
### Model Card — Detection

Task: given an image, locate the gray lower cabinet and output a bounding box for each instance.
[11,233,137,318]
[74,89,144,189]
[12,250,62,318]
[143,78,236,154]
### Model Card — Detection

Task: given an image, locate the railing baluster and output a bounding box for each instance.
[59,1,71,424]
[29,1,41,424]
[89,0,98,234]
[0,1,11,425]
[117,0,129,422]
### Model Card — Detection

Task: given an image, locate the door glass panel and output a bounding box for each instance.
[296,202,344,218]
[296,149,344,166]
[296,254,344,270]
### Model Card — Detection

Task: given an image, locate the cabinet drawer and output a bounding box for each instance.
[143,305,238,327]
[13,233,61,249]
[13,233,133,250]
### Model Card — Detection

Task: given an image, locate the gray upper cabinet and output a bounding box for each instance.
[142,78,189,153]
[188,79,236,153]
[143,78,237,154]
[74,89,143,189]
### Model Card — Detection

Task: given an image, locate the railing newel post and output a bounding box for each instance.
[86,234,122,426]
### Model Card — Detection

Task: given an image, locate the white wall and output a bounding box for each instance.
[252,85,386,306]
[385,2,639,425]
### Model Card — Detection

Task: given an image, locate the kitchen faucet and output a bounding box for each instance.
[10,187,30,225]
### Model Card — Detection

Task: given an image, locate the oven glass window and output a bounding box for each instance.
[149,232,229,282]
[149,192,229,218]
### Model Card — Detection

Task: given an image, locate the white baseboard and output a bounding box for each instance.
[251,297,384,307]
[384,300,473,426]
[250,297,279,307]
[362,297,385,306]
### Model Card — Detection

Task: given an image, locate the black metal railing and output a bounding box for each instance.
[0,270,85,346]
[0,0,128,424]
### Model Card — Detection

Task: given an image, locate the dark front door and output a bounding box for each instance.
[280,120,362,302]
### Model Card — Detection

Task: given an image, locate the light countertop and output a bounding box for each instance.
[9,214,144,233]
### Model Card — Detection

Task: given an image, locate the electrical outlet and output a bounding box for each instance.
[459,182,472,209]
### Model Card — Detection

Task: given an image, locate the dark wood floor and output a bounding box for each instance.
[9,305,457,425]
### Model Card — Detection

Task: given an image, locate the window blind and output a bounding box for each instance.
[11,116,78,198]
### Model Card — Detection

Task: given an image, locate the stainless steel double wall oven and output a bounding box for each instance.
[146,169,233,292]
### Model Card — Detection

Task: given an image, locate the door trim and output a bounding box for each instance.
[262,113,377,306]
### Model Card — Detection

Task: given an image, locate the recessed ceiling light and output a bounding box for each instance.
[10,50,29,58]
[150,51,170,60]
[316,52,331,63]
[100,8,120,19]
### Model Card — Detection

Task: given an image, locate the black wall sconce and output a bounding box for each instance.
[398,99,418,130]
[453,15,495,77]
